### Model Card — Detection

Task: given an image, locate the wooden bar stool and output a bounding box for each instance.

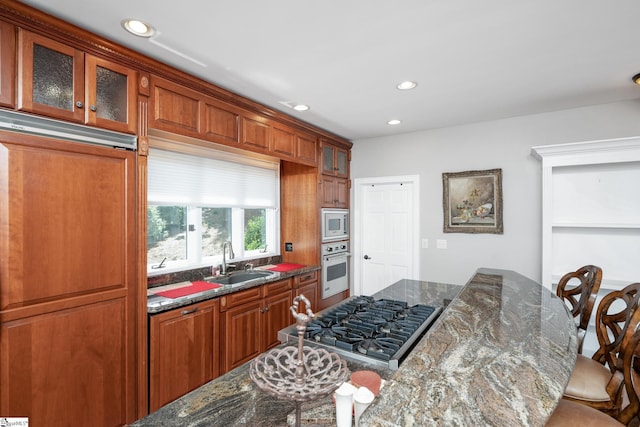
[556,265,602,354]
[562,283,640,417]
[617,323,640,425]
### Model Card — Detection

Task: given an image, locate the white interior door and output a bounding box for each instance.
[353,175,419,296]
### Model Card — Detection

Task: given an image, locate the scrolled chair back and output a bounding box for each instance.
[556,265,602,353]
[593,283,640,373]
[615,291,640,425]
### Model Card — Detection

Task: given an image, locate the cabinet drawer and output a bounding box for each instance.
[295,271,318,287]
[220,286,263,310]
[151,298,216,322]
[264,279,292,296]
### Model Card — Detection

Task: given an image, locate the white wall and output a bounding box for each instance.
[351,99,640,286]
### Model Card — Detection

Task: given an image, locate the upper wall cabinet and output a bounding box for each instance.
[532,136,640,292]
[149,75,320,165]
[296,132,318,166]
[0,20,15,108]
[271,123,318,166]
[149,75,241,145]
[17,29,137,134]
[241,114,270,153]
[321,139,349,178]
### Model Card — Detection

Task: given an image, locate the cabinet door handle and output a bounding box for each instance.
[90,105,97,112]
[181,307,198,316]
[264,306,270,312]
[75,101,84,108]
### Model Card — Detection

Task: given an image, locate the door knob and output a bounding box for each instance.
[364,255,371,260]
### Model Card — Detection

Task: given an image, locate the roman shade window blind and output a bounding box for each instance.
[147,148,279,208]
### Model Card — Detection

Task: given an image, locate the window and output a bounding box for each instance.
[147,146,279,274]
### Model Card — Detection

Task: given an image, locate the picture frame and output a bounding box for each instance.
[442,168,503,234]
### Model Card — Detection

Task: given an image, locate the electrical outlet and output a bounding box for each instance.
[285,242,293,252]
[436,239,447,249]
[421,238,429,249]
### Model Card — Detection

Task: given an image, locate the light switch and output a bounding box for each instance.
[436,239,447,249]
[421,238,429,249]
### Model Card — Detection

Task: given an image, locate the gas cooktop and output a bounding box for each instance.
[278,295,442,370]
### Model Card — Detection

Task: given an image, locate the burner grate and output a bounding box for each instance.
[279,296,442,370]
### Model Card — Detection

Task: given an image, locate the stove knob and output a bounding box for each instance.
[326,247,333,252]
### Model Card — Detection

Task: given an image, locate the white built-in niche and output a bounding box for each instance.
[532,136,640,356]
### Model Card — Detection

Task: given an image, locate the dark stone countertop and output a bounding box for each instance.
[147,265,321,314]
[132,268,577,426]
[360,268,577,426]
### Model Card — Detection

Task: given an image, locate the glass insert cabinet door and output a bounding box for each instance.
[18,29,85,123]
[85,55,137,134]
[18,29,137,134]
[322,142,349,177]
[322,144,335,174]
[336,148,348,176]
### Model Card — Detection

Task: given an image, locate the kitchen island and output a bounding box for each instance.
[131,268,576,426]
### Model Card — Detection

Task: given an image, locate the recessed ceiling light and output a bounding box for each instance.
[293,104,310,111]
[121,19,155,38]
[633,73,640,85]
[396,81,417,90]
[387,119,401,125]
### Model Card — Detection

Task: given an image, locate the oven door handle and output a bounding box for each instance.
[323,253,350,261]
[324,252,350,258]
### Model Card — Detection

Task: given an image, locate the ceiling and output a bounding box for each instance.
[20,0,640,141]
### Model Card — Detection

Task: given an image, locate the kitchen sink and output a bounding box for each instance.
[208,270,275,285]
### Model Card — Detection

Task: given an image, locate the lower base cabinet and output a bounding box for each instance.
[220,279,293,374]
[294,270,318,314]
[149,299,219,412]
[1,299,132,427]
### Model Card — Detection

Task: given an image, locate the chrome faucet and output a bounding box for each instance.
[221,240,235,275]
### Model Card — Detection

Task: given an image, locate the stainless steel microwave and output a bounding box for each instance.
[321,208,349,242]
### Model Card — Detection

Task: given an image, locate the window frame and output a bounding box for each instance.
[146,134,280,276]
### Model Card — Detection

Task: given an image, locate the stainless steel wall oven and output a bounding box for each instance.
[321,241,349,299]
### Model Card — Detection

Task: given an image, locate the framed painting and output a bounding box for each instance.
[442,168,503,234]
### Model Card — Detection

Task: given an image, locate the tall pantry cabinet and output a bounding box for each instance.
[0,6,140,424]
[0,129,138,426]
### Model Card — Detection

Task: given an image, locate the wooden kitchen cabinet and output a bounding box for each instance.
[241,114,270,152]
[221,297,263,373]
[17,29,137,133]
[272,124,318,166]
[149,75,241,145]
[219,279,293,373]
[149,75,202,136]
[0,19,15,108]
[295,132,318,166]
[149,298,219,412]
[294,270,319,314]
[1,299,131,427]
[0,130,137,426]
[321,174,349,208]
[272,125,295,159]
[321,139,349,178]
[84,54,138,133]
[320,138,350,208]
[263,279,295,350]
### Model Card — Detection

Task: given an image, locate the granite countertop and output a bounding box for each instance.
[132,268,577,426]
[147,265,321,314]
[360,268,577,426]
